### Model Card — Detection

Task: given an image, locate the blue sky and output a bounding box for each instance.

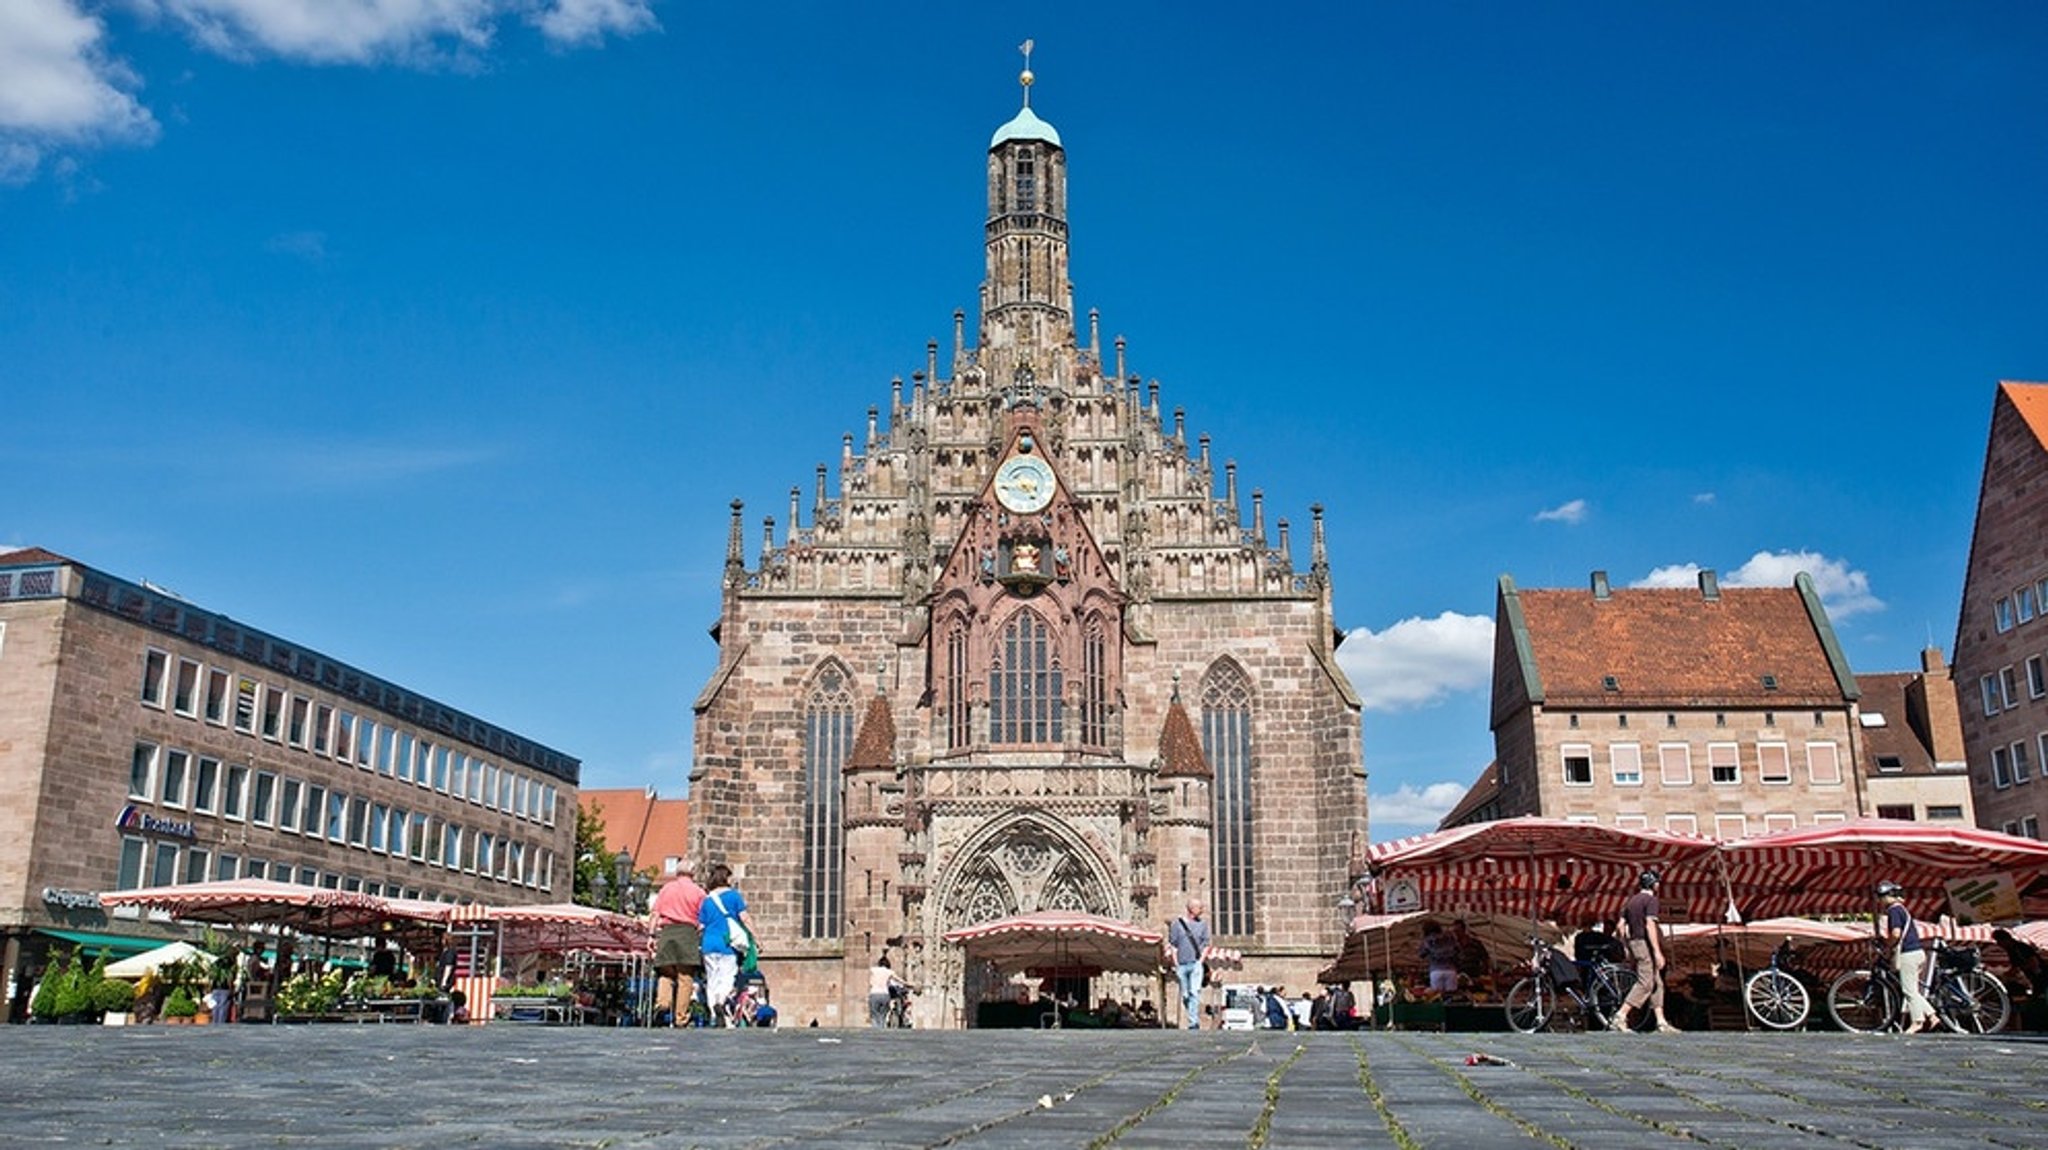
[6,3,2047,838]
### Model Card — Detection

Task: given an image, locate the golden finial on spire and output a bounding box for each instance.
[1019,39,1035,107]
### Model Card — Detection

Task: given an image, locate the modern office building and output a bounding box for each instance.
[688,65,1368,1026]
[1953,381,2048,840]
[0,546,579,1020]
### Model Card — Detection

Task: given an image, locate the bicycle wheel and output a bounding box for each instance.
[1938,970,2010,1034]
[1591,965,1635,1029]
[1504,976,1552,1034]
[1745,969,1810,1030]
[1826,969,1896,1034]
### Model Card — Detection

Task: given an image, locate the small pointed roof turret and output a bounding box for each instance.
[1156,671,1211,779]
[849,669,898,771]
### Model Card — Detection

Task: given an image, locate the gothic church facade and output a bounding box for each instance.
[690,68,1367,1027]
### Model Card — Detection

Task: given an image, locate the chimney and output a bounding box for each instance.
[1913,647,1968,768]
[1699,569,1720,600]
[1591,571,1611,600]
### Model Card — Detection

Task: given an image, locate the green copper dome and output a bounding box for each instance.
[991,106,1061,149]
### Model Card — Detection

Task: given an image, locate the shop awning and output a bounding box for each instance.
[37,928,166,958]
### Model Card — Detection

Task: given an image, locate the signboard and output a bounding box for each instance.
[114,805,198,842]
[1383,877,1422,914]
[1945,872,2022,925]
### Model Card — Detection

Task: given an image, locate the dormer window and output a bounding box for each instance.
[1761,674,1780,691]
[1601,675,1619,692]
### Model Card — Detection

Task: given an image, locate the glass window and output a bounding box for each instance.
[1926,805,1965,820]
[1996,597,2016,632]
[1563,745,1594,785]
[1658,744,1693,786]
[2002,667,2020,709]
[141,649,169,707]
[1876,804,1915,821]
[1763,812,1798,834]
[233,678,258,734]
[215,853,238,881]
[204,668,230,724]
[1610,743,1642,786]
[193,757,220,813]
[1665,813,1699,836]
[370,803,389,852]
[1708,743,1740,784]
[280,778,302,833]
[172,658,201,716]
[287,697,310,747]
[433,746,449,792]
[497,770,512,813]
[303,784,325,836]
[543,785,557,827]
[160,748,189,807]
[334,711,355,761]
[244,858,267,879]
[356,719,376,768]
[184,848,210,884]
[223,763,248,819]
[1807,742,1842,785]
[1758,743,1791,784]
[1714,813,1748,840]
[313,704,333,755]
[260,686,283,740]
[944,615,970,750]
[2021,584,2040,623]
[2030,657,2047,701]
[443,824,462,869]
[2012,740,2033,783]
[468,761,485,805]
[378,726,396,776]
[151,841,180,886]
[1982,676,2001,717]
[1080,613,1110,748]
[251,771,276,826]
[989,609,1063,744]
[327,791,347,842]
[1993,746,2011,789]
[409,812,429,861]
[348,797,369,846]
[1201,660,1255,937]
[129,742,156,800]
[802,664,854,939]
[118,837,146,890]
[397,732,415,782]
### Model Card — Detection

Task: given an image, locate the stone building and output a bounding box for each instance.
[688,68,1367,1027]
[0,547,579,1020]
[1853,650,1975,826]
[1953,381,2048,840]
[1477,571,1864,843]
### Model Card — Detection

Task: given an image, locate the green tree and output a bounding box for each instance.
[573,799,610,908]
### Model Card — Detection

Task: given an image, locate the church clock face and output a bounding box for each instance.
[994,455,1056,513]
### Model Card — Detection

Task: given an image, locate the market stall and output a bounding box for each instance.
[943,911,1167,1028]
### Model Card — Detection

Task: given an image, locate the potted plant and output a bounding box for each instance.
[96,978,138,1025]
[162,986,200,1024]
[29,948,76,1023]
[274,968,346,1018]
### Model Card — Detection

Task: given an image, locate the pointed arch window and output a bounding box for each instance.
[1202,662,1254,937]
[990,609,1062,745]
[1080,612,1109,748]
[802,664,855,939]
[945,615,972,751]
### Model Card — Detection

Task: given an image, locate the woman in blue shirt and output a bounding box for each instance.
[1880,880,1936,1034]
[697,863,755,1027]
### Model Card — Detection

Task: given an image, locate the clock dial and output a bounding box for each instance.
[994,455,1056,513]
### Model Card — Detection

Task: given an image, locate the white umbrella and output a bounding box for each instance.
[105,940,215,980]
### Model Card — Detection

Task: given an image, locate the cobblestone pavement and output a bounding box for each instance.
[4,1026,2044,1148]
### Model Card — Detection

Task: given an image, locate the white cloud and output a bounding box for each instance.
[1371,782,1472,832]
[1533,498,1587,525]
[1629,550,1884,620]
[0,0,158,181]
[143,1,658,63]
[1338,611,1495,713]
[534,0,657,46]
[1693,492,1716,505]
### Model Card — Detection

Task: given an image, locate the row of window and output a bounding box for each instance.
[1978,655,2048,716]
[128,742,555,889]
[1559,742,1844,788]
[113,834,536,899]
[1998,815,2043,840]
[140,648,559,827]
[1987,732,2048,789]
[1590,811,1849,837]
[1990,576,2048,633]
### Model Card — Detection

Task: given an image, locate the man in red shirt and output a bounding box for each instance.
[650,859,706,1025]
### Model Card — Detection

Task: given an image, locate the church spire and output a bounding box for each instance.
[981,44,1075,391]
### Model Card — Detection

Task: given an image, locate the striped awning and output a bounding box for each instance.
[944,911,1166,975]
[98,878,391,938]
[1718,819,2048,920]
[1367,817,1725,924]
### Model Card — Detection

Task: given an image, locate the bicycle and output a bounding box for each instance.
[1826,938,2011,1034]
[883,983,919,1029]
[1504,937,1638,1033]
[1742,937,1811,1030]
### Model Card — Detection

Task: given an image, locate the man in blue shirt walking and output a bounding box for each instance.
[1167,898,1210,1030]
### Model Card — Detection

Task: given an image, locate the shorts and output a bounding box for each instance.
[655,922,703,974]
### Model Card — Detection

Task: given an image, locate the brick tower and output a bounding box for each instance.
[689,54,1367,1027]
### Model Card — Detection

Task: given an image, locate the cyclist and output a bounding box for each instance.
[1879,880,1936,1034]
[1613,869,1680,1034]
[868,954,907,1028]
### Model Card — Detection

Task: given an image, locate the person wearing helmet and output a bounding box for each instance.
[1614,869,1680,1033]
[1879,881,1936,1033]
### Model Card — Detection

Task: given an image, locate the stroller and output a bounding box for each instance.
[726,968,777,1028]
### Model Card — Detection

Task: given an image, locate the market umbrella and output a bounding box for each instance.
[1661,916,1869,975]
[943,911,1165,977]
[1718,819,2048,921]
[98,878,391,938]
[1317,911,1561,985]
[483,903,653,959]
[105,940,217,981]
[1367,817,1725,925]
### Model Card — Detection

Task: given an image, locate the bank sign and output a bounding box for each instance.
[116,805,197,842]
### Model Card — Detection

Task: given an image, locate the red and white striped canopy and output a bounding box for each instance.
[1718,819,2048,920]
[1367,818,1725,924]
[943,911,1166,975]
[473,903,654,958]
[98,878,390,938]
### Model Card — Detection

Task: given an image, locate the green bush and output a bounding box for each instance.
[30,949,74,1021]
[94,979,138,1013]
[162,986,200,1019]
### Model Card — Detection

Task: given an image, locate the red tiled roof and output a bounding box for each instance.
[0,546,69,567]
[1853,671,1942,777]
[1437,762,1500,829]
[1516,585,1846,706]
[583,787,690,873]
[850,694,897,770]
[2002,381,2048,452]
[1156,696,1209,778]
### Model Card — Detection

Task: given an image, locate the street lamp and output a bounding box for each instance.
[611,850,640,914]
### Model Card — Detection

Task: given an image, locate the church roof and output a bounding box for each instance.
[1156,695,1209,778]
[2000,380,2048,451]
[850,692,898,770]
[991,105,1061,149]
